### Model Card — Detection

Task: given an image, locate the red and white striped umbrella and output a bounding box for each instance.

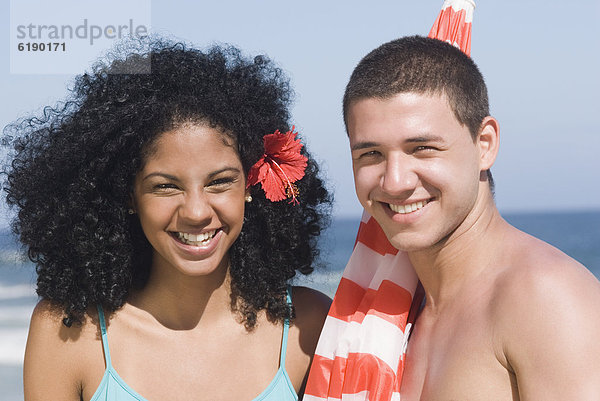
[428,0,475,56]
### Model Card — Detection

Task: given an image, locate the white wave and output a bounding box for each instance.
[294,270,343,285]
[0,304,36,325]
[293,270,343,298]
[0,250,29,265]
[0,327,27,365]
[0,283,36,301]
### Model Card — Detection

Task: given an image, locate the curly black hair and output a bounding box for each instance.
[2,38,331,328]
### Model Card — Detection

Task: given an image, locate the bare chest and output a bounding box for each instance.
[400,311,518,401]
[81,320,286,401]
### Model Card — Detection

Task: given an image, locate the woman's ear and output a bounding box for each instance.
[128,193,136,214]
[477,116,500,171]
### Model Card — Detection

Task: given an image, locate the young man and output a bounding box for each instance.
[342,36,600,399]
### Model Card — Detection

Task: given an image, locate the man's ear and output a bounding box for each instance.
[478,116,500,171]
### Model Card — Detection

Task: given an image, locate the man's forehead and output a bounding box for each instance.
[348,92,452,126]
[347,92,470,149]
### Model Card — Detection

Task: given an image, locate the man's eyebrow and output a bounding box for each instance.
[351,135,445,151]
[351,141,380,152]
[404,135,445,143]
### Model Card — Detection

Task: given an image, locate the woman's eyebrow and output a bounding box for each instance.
[207,167,242,178]
[141,172,179,182]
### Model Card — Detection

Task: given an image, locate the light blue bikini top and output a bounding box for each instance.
[90,289,297,401]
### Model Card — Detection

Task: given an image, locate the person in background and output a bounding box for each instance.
[3,38,332,401]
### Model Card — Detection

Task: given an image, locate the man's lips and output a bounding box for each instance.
[387,199,431,214]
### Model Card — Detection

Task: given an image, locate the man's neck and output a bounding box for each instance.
[407,194,508,312]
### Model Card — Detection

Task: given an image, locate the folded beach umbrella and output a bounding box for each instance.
[304,212,421,401]
[428,0,475,56]
[304,2,475,401]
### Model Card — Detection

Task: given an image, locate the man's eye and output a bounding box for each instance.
[360,150,381,158]
[414,146,437,152]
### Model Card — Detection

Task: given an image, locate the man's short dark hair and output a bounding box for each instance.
[343,35,493,188]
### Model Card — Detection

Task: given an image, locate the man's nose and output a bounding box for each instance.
[380,154,418,196]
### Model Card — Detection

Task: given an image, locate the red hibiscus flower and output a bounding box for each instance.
[246,127,308,204]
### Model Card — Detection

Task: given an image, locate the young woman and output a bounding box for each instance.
[3,39,332,401]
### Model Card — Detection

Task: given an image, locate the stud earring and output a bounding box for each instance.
[245,195,253,203]
[128,209,135,215]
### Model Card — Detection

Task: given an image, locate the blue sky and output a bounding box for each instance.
[1,0,599,220]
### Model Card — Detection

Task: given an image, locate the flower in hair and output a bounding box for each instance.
[246,127,308,204]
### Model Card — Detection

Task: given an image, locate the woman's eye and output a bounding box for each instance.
[209,177,234,187]
[154,183,179,191]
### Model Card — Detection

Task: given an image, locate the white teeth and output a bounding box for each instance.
[389,200,428,214]
[175,230,217,246]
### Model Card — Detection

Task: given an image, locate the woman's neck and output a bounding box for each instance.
[128,255,233,330]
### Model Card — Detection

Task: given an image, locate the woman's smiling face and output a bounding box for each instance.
[132,123,247,278]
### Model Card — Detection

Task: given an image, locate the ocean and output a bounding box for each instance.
[1,210,599,399]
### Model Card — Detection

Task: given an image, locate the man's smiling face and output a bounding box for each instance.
[347,92,482,252]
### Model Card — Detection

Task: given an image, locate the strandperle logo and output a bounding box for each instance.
[15,19,148,45]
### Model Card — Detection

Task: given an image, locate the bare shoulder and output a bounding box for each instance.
[494,233,600,311]
[491,232,600,397]
[285,286,331,394]
[291,286,332,338]
[26,299,89,358]
[24,300,102,400]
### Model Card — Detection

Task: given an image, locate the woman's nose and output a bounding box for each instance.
[177,191,213,224]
